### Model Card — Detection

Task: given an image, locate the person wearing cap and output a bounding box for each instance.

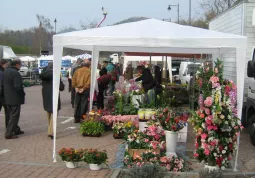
[72,61,91,123]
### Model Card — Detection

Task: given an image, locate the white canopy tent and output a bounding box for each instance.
[20,56,36,62]
[52,19,247,171]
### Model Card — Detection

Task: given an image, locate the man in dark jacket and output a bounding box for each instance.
[3,59,25,139]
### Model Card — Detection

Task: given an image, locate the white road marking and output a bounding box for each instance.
[61,117,74,124]
[65,127,76,130]
[0,149,10,155]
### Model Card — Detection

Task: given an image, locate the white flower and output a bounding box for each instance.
[222,150,226,154]
[221,166,225,170]
[136,139,140,143]
[222,160,225,164]
[202,123,206,129]
[214,153,217,157]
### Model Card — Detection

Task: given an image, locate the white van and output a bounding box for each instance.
[179,62,201,85]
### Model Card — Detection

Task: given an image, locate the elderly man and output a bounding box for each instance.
[70,58,83,108]
[72,60,91,123]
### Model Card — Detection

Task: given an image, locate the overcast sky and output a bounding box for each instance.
[0,0,202,30]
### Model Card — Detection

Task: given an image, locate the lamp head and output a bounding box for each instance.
[168,5,171,11]
[54,18,57,23]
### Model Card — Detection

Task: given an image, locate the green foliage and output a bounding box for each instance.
[23,80,31,87]
[58,148,83,162]
[118,164,168,178]
[114,95,138,115]
[80,120,104,136]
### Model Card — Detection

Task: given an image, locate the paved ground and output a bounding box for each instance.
[0,80,122,178]
[0,80,255,178]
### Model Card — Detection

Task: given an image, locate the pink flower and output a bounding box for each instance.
[205,108,210,115]
[204,149,210,156]
[212,82,220,88]
[144,138,149,143]
[207,125,213,131]
[151,141,158,149]
[195,142,199,149]
[213,126,218,130]
[194,153,199,158]
[154,134,160,140]
[166,164,171,170]
[210,75,219,83]
[206,118,212,125]
[160,156,168,163]
[201,133,207,140]
[204,97,213,107]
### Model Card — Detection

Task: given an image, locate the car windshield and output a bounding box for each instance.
[187,64,200,75]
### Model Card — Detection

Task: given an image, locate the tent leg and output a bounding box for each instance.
[52,45,63,163]
[89,46,99,111]
[233,47,246,172]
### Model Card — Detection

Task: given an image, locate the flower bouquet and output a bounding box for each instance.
[101,115,138,128]
[84,149,108,171]
[190,59,243,170]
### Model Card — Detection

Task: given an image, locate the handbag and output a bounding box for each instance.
[59,80,65,91]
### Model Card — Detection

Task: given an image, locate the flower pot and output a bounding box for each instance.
[139,120,148,132]
[204,164,219,172]
[65,161,77,169]
[132,95,143,108]
[138,109,145,120]
[82,133,102,137]
[89,164,102,171]
[113,133,124,139]
[165,130,178,157]
[144,109,152,120]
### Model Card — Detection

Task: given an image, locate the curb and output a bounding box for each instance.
[110,169,121,178]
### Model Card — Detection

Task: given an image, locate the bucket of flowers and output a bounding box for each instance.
[112,121,138,139]
[155,108,189,156]
[58,148,83,168]
[83,149,108,171]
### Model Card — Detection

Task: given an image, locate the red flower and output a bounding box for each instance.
[228,143,233,150]
[219,145,224,151]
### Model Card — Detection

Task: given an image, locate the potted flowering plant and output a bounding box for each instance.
[58,148,83,168]
[155,108,189,156]
[84,149,108,171]
[190,59,243,171]
[112,121,137,139]
[101,115,138,128]
[80,120,105,137]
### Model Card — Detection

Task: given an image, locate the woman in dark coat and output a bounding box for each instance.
[40,62,64,139]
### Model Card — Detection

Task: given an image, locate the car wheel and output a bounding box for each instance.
[248,115,255,146]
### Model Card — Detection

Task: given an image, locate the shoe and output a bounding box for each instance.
[16,131,24,135]
[49,135,54,139]
[5,135,18,139]
[74,120,80,123]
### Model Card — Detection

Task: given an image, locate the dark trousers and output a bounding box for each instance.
[68,79,72,92]
[5,105,21,136]
[74,90,89,122]
[71,87,75,107]
[97,89,104,109]
[0,103,10,128]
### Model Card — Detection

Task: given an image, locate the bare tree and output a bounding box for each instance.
[58,26,77,33]
[80,20,98,30]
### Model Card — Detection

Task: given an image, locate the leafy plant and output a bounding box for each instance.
[118,164,168,178]
[80,120,104,136]
[84,149,108,165]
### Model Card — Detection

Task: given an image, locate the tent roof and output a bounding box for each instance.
[54,19,246,52]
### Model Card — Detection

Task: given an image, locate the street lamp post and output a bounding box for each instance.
[168,4,179,24]
[54,18,57,34]
[96,7,108,28]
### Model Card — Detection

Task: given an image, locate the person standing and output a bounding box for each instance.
[105,59,116,96]
[72,61,91,123]
[40,62,64,139]
[124,63,134,81]
[3,59,25,139]
[97,68,111,109]
[70,58,83,108]
[0,59,9,128]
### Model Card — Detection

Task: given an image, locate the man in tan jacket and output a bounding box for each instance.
[72,60,91,123]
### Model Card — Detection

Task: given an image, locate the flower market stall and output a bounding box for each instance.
[52,19,247,172]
